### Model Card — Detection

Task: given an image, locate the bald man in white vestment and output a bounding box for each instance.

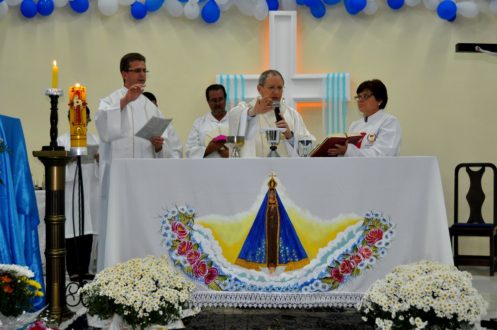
[95,52,182,270]
[228,69,315,157]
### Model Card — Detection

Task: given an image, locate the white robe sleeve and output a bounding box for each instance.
[345,116,401,157]
[156,124,182,159]
[283,108,316,157]
[95,92,128,143]
[185,118,206,159]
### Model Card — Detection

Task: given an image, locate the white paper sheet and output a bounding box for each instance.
[135,117,172,140]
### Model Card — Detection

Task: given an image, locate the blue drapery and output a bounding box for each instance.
[236,190,308,271]
[0,115,45,310]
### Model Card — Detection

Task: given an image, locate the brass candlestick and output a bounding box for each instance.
[33,87,74,324]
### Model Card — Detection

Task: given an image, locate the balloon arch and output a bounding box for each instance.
[0,0,491,23]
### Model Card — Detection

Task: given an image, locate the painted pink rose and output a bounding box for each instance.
[350,254,363,266]
[365,228,383,245]
[331,268,344,283]
[187,250,201,265]
[193,261,208,278]
[358,246,373,259]
[171,221,188,240]
[339,259,354,275]
[204,267,218,285]
[177,241,193,256]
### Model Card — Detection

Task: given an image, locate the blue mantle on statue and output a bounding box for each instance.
[0,115,45,309]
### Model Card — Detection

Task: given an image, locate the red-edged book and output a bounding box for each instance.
[309,132,365,157]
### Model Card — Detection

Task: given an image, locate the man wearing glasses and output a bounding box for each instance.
[185,84,230,158]
[228,69,315,157]
[328,79,401,157]
[95,52,182,269]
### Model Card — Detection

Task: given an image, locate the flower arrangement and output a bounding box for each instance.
[0,264,44,317]
[27,320,59,330]
[358,260,488,330]
[80,255,195,330]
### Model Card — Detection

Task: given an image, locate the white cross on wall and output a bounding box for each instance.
[217,11,350,110]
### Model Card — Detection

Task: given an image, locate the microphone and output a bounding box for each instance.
[272,100,283,122]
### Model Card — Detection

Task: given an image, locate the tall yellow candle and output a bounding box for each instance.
[51,60,58,89]
[69,83,88,150]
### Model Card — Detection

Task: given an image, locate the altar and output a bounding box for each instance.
[101,157,453,308]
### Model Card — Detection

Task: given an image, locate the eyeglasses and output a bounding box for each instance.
[127,68,149,74]
[354,93,373,101]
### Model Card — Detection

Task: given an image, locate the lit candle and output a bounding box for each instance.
[51,60,58,89]
[69,83,86,102]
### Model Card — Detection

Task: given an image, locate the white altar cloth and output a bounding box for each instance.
[101,157,452,307]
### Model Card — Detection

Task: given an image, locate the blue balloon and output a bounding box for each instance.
[201,0,220,24]
[296,0,306,5]
[266,0,279,10]
[131,1,147,19]
[437,0,457,21]
[305,0,319,6]
[344,0,366,14]
[20,0,37,18]
[37,0,54,16]
[145,0,163,12]
[177,0,187,2]
[387,0,404,10]
[69,0,89,13]
[310,1,326,18]
[323,0,341,5]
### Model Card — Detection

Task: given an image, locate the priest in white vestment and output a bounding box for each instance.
[95,53,182,270]
[228,70,315,158]
[329,79,401,157]
[57,109,100,280]
[185,84,229,158]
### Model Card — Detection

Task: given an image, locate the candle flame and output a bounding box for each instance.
[75,83,80,87]
[53,60,57,67]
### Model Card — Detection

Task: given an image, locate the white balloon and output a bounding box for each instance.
[422,0,439,10]
[98,0,118,15]
[280,0,297,10]
[364,0,378,14]
[457,1,478,17]
[165,0,183,16]
[118,0,134,5]
[54,0,68,7]
[405,0,421,7]
[184,0,199,19]
[253,0,267,20]
[236,0,255,16]
[219,0,234,11]
[0,1,8,17]
[5,0,22,6]
[490,0,497,14]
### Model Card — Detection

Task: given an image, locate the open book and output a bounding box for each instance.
[135,117,172,140]
[309,132,364,157]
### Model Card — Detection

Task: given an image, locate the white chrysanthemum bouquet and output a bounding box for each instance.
[357,260,488,330]
[80,255,195,329]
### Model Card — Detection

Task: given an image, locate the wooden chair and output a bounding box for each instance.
[449,163,497,276]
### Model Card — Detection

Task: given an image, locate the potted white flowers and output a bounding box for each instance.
[357,260,488,330]
[80,255,195,329]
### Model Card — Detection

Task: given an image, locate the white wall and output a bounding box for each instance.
[1,3,496,254]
